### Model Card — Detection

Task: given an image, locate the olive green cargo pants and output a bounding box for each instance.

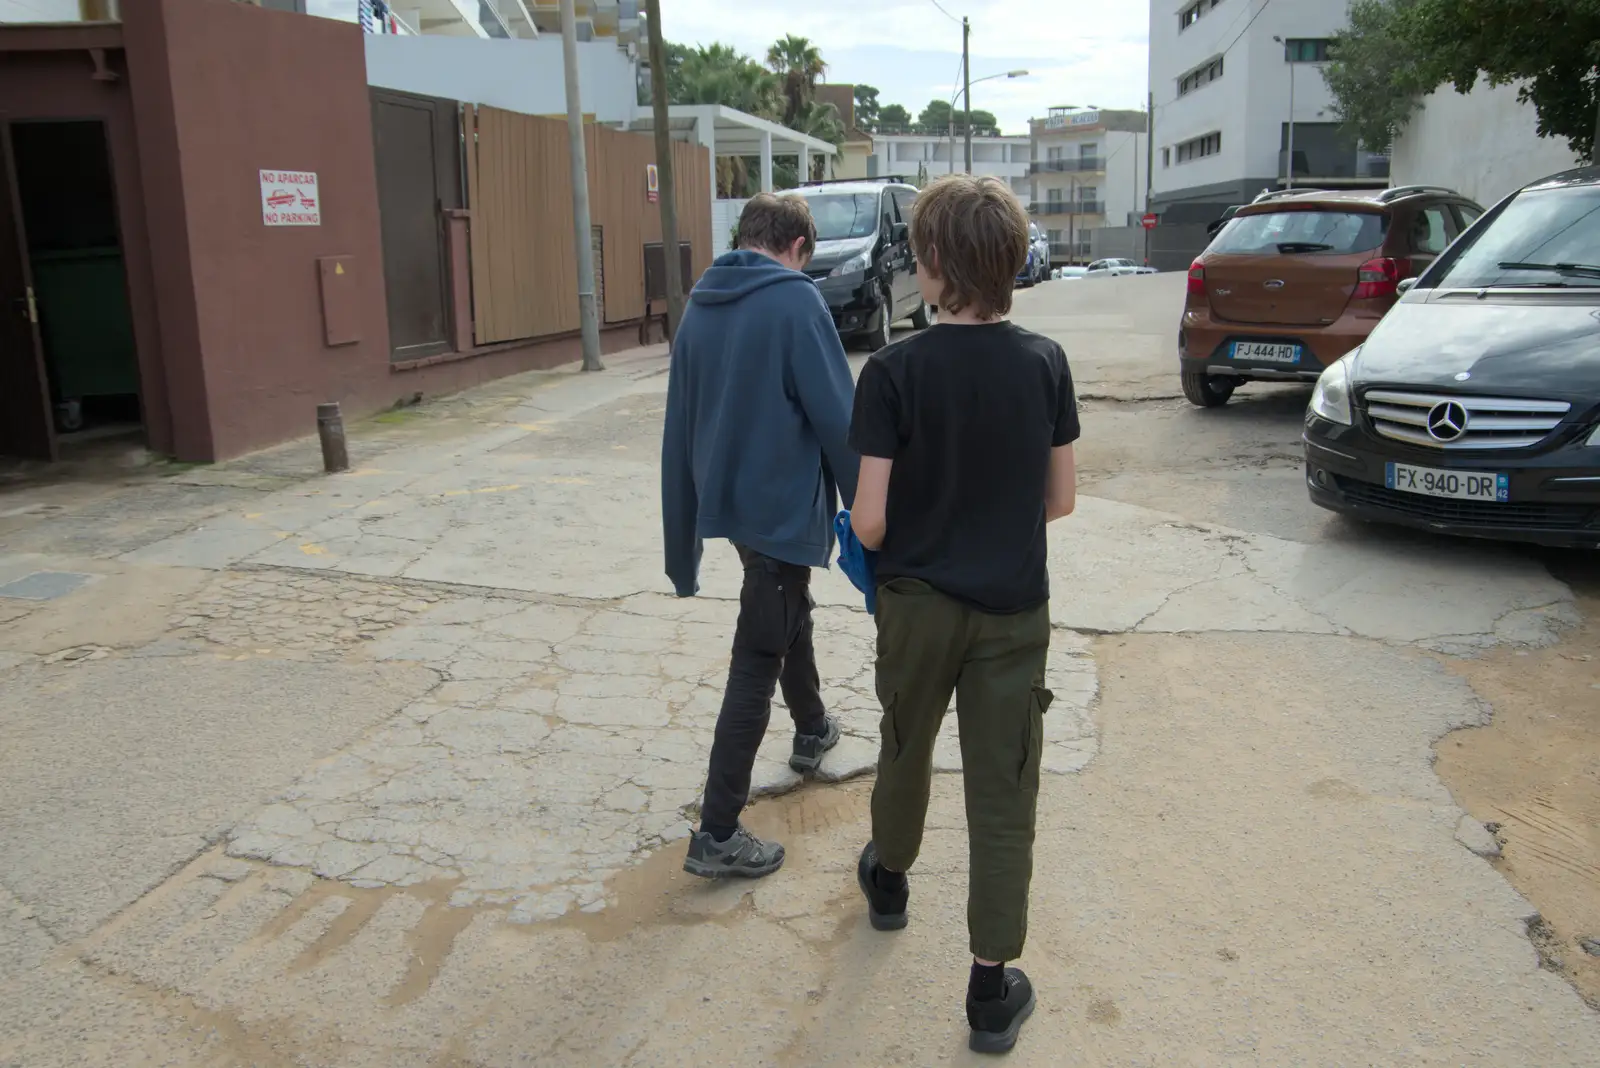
[870,577,1053,963]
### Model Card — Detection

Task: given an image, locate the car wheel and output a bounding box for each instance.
[866,293,893,352]
[1181,369,1235,408]
[910,299,933,330]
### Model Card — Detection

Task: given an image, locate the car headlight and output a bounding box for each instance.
[828,250,871,278]
[1309,353,1355,425]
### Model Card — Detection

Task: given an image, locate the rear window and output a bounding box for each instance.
[1211,209,1387,255]
[1427,185,1600,289]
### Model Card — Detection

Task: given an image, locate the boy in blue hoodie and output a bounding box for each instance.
[662,193,858,879]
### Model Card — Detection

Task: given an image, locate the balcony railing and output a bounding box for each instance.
[1049,242,1093,258]
[1031,201,1105,216]
[1029,158,1104,174]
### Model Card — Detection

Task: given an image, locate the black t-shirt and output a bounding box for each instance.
[848,321,1079,614]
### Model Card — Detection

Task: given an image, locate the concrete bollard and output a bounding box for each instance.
[317,402,349,473]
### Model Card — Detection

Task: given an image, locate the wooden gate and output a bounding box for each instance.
[371,88,460,362]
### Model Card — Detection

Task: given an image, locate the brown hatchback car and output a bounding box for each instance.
[1178,185,1485,407]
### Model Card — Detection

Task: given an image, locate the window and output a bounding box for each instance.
[1412,206,1456,256]
[1455,203,1484,230]
[1174,131,1222,164]
[1079,142,1099,159]
[793,192,880,240]
[1162,147,1171,168]
[1177,56,1224,97]
[1047,146,1063,161]
[1428,186,1600,289]
[1284,38,1332,62]
[1047,187,1063,203]
[1178,0,1222,31]
[1048,229,1062,243]
[891,188,917,227]
[1080,186,1099,209]
[1209,210,1387,256]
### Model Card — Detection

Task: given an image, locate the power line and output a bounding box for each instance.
[927,0,962,23]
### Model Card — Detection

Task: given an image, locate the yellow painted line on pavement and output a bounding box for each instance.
[544,477,590,485]
[300,543,329,556]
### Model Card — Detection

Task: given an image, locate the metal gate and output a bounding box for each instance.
[371,88,461,362]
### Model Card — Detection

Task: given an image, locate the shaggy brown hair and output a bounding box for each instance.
[910,175,1030,319]
[736,193,818,262]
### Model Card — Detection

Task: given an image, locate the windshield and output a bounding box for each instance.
[1211,210,1386,255]
[795,193,880,241]
[1428,186,1600,288]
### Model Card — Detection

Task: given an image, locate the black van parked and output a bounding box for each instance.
[785,177,934,351]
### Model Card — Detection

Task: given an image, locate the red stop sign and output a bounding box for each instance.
[1141,213,1158,230]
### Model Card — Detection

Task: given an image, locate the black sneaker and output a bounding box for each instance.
[789,714,842,772]
[855,841,908,931]
[682,825,785,879]
[966,967,1036,1054]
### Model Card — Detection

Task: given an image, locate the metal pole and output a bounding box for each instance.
[644,0,684,341]
[962,17,972,173]
[559,0,604,371]
[949,110,956,175]
[1144,90,1154,266]
[1285,60,1296,189]
[316,402,348,473]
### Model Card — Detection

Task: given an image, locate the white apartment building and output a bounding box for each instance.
[1147,0,1387,222]
[869,131,1032,198]
[1028,107,1149,262]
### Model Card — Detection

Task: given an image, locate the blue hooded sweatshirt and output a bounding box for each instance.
[662,249,858,597]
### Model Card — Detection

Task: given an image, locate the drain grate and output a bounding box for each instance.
[0,571,94,601]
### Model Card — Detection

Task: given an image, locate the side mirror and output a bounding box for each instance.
[891,222,909,244]
[1396,276,1418,295]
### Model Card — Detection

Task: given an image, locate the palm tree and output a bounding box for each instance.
[765,34,826,125]
[789,99,845,181]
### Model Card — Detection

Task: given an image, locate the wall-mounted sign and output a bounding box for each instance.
[260,170,321,227]
[646,163,659,203]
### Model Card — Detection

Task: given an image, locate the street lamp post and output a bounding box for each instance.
[948,69,1029,174]
[1275,36,1297,189]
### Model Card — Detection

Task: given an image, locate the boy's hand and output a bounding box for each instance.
[1046,444,1077,522]
[853,456,893,550]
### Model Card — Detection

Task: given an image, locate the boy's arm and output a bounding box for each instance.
[789,297,860,507]
[660,348,702,597]
[847,356,901,549]
[1045,444,1077,521]
[1047,348,1080,523]
[852,456,893,549]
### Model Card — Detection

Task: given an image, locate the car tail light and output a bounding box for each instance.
[1353,257,1410,299]
[1187,259,1206,296]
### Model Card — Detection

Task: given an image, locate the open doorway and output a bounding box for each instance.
[10,120,142,448]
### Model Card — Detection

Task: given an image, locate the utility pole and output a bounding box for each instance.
[1144,90,1154,266]
[643,0,684,341]
[961,17,972,173]
[559,0,603,371]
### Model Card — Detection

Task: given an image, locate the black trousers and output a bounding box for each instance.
[699,545,827,830]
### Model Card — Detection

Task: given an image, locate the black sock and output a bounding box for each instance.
[969,961,1005,1002]
[872,863,907,893]
[700,823,737,843]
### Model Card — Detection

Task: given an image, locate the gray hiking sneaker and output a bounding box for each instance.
[789,714,842,772]
[683,826,786,879]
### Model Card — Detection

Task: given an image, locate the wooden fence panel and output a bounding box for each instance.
[467,105,578,344]
[467,105,713,338]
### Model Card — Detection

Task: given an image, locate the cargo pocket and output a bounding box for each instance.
[878,693,902,764]
[1018,686,1053,788]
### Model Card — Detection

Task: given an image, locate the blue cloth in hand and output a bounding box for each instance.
[834,510,878,615]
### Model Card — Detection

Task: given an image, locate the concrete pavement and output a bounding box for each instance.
[1,273,1597,1065]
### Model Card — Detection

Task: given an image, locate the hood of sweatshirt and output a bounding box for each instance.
[688,249,816,306]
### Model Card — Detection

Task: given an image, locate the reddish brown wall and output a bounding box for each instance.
[0,36,174,454]
[122,0,391,460]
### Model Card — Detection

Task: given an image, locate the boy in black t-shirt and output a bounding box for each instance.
[846,174,1079,1055]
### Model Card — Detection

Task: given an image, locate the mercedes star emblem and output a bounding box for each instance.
[1426,400,1469,442]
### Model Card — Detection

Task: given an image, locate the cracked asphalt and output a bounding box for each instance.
[2,273,1598,1065]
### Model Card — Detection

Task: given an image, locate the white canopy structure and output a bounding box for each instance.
[628,104,839,203]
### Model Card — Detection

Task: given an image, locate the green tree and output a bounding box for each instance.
[918,99,998,134]
[766,34,827,125]
[880,103,912,130]
[1323,0,1600,159]
[853,85,882,132]
[790,99,845,180]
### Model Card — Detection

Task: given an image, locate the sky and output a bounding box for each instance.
[659,0,1150,133]
[307,0,1150,135]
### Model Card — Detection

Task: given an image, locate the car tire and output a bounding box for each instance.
[865,293,893,352]
[910,300,933,330]
[1181,369,1235,408]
